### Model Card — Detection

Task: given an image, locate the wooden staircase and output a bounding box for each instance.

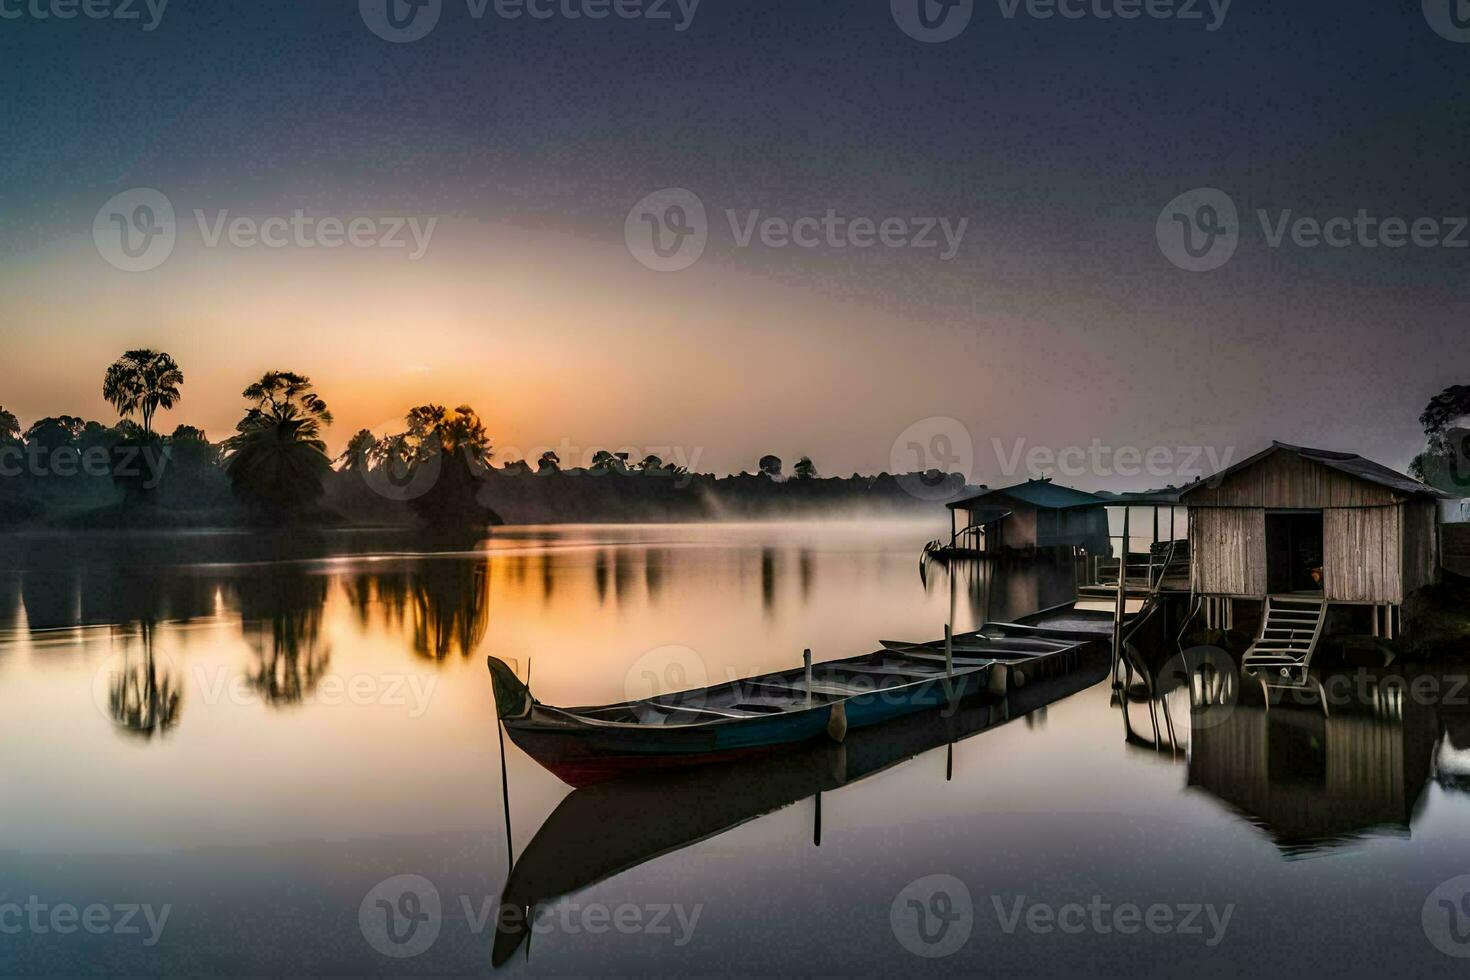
[1243,595,1327,678]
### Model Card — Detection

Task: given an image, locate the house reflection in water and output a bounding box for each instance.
[930,550,1080,633]
[1129,670,1447,858]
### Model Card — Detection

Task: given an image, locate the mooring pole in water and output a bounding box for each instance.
[496,720,515,876]
[813,792,822,846]
[944,623,953,677]
[1112,507,1130,686]
[804,648,812,707]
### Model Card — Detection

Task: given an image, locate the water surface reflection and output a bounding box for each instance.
[2,524,1470,975]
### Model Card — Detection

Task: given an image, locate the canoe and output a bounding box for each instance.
[486,623,1097,787]
[489,641,1111,965]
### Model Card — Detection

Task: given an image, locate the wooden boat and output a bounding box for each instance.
[489,641,1111,965]
[486,620,1099,787]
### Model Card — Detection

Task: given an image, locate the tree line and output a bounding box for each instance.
[0,349,976,530]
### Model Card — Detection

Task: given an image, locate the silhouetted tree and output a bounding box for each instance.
[102,349,183,436]
[759,454,783,478]
[793,455,818,480]
[339,428,378,472]
[1412,384,1470,491]
[0,406,19,444]
[224,372,334,521]
[398,404,501,529]
[23,415,86,450]
[167,425,220,466]
[536,450,561,474]
[590,449,627,474]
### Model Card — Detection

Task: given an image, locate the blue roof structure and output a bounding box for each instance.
[947,479,1105,511]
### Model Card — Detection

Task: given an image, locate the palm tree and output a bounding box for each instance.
[238,371,333,438]
[404,404,492,465]
[224,372,334,519]
[398,404,500,528]
[102,349,183,437]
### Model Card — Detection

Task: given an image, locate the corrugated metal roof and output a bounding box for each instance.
[948,479,1105,511]
[1180,441,1456,500]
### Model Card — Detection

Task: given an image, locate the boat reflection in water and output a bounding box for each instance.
[1119,653,1470,858]
[490,640,1111,966]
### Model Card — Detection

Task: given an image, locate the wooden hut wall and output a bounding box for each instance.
[1190,507,1267,596]
[1322,506,1401,603]
[1401,498,1441,595]
[1002,503,1038,548]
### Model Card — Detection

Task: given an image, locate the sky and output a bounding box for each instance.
[1,0,1467,487]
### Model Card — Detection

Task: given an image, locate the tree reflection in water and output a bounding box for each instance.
[233,573,331,707]
[339,558,491,662]
[409,559,490,661]
[107,620,182,738]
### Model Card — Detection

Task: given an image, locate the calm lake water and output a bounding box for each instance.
[3,521,1470,976]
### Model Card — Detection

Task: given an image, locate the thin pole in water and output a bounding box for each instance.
[804,649,812,707]
[813,792,822,846]
[496,720,515,876]
[1113,507,1131,683]
[944,623,953,677]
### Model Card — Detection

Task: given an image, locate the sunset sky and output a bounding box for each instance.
[2,1,1467,485]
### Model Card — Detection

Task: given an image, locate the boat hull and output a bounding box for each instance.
[489,618,1101,787]
[504,667,1004,787]
[503,707,837,787]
